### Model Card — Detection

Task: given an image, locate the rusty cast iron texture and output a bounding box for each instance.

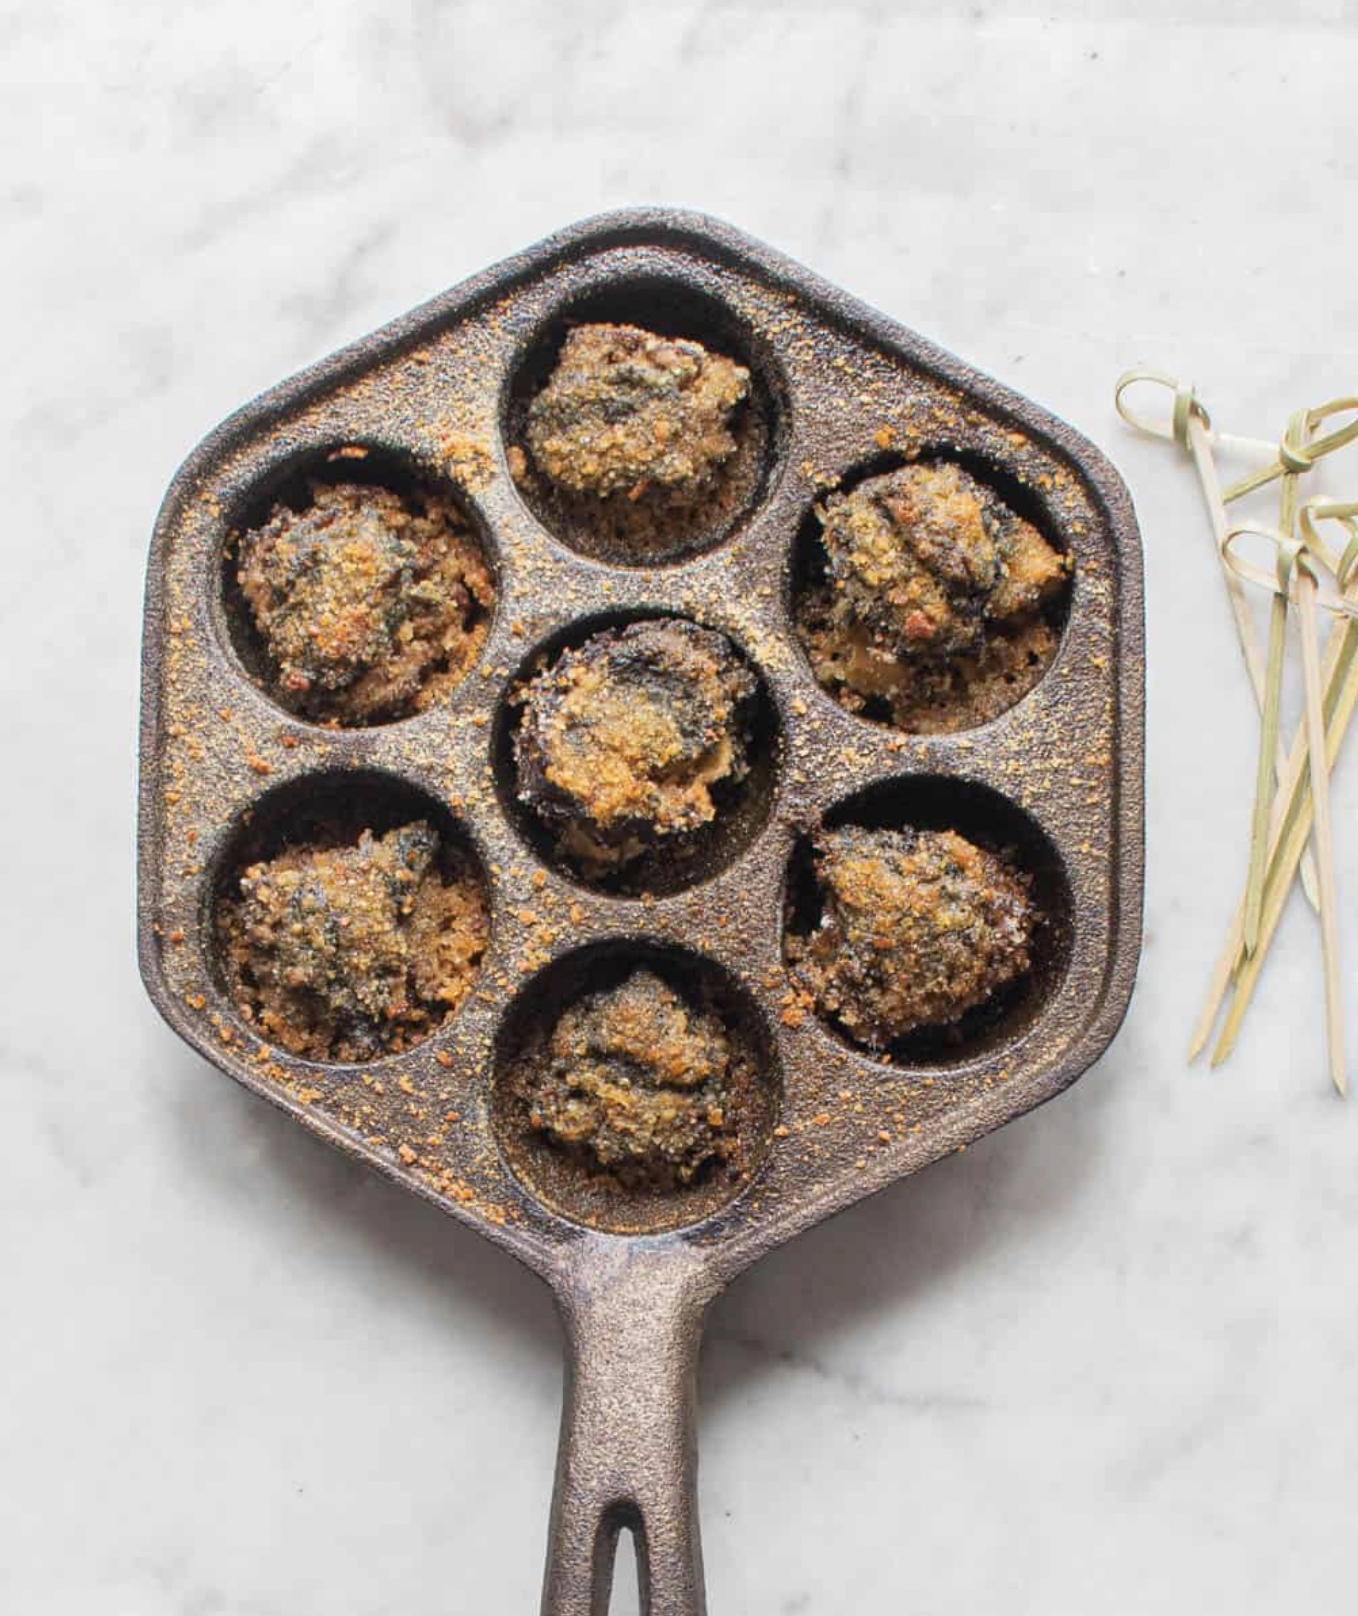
[138,208,1144,1615]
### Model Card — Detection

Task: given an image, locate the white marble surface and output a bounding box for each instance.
[4,3,1358,1611]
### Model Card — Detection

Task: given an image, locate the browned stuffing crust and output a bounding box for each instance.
[514,969,735,1189]
[216,821,488,1061]
[787,825,1035,1048]
[235,481,493,724]
[511,323,760,562]
[512,618,756,876]
[525,323,749,499]
[796,461,1071,733]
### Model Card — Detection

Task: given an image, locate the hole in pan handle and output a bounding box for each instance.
[541,1240,717,1616]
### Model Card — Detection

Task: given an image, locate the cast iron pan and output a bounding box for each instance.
[138,209,1144,1614]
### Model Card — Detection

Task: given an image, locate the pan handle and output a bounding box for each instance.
[541,1243,714,1616]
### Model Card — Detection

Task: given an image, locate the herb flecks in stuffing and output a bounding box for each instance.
[788,826,1035,1048]
[522,970,734,1189]
[217,821,488,1061]
[513,619,756,875]
[525,323,749,501]
[236,481,493,724]
[797,462,1070,733]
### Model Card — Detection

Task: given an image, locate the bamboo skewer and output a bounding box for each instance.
[1187,596,1357,1061]
[1241,411,1313,951]
[1220,397,1358,503]
[1210,631,1358,1066]
[1295,561,1346,1095]
[1243,550,1294,953]
[1115,372,1358,1087]
[1205,513,1358,1069]
[1212,522,1347,1089]
[1189,411,1323,912]
[1189,511,1358,1062]
[1115,370,1322,909]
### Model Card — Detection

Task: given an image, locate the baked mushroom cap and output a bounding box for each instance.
[525,323,750,500]
[818,462,1003,660]
[236,481,492,723]
[799,461,1070,733]
[217,820,487,1061]
[523,969,734,1187]
[789,824,1035,1047]
[513,618,756,873]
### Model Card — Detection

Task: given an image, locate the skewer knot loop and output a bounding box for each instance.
[1113,367,1210,447]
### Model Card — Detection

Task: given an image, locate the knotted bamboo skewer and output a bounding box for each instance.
[1205,507,1358,1085]
[1114,370,1323,909]
[1220,522,1350,1093]
[1115,372,1358,1093]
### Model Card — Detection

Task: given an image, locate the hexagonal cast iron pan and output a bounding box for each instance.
[138,209,1143,1614]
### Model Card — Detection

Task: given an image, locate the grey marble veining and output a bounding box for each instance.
[3,2,1358,1612]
